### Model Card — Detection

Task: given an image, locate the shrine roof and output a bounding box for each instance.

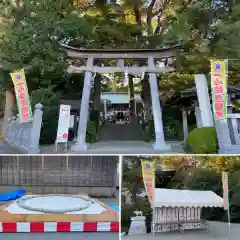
[180,85,240,97]
[166,84,240,107]
[60,42,180,53]
[60,42,180,59]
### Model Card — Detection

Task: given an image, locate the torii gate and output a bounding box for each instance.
[60,43,179,151]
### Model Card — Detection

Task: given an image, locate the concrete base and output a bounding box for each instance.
[128,216,146,235]
[70,141,88,151]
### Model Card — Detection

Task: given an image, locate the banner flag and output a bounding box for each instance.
[56,104,71,143]
[222,172,229,210]
[210,59,228,120]
[10,69,32,122]
[141,160,155,206]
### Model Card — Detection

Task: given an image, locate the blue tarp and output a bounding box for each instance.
[110,205,119,212]
[0,189,25,201]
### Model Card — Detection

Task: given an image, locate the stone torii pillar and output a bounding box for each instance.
[71,57,93,151]
[148,56,171,151]
[181,108,188,142]
[194,74,214,126]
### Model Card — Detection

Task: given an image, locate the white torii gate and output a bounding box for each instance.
[60,44,179,151]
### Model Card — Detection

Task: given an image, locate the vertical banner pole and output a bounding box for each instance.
[210,59,228,121]
[152,160,155,236]
[222,172,230,238]
[10,69,32,123]
[141,160,155,236]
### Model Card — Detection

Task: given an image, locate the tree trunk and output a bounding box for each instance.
[3,90,15,136]
[141,73,152,120]
[92,73,102,111]
[131,184,137,205]
[91,73,102,135]
[128,74,135,117]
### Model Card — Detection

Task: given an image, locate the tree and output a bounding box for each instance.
[212,4,240,85]
[0,0,71,135]
[123,156,144,205]
[199,156,240,172]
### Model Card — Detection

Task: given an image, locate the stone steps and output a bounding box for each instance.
[99,121,142,141]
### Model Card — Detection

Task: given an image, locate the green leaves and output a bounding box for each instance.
[0,0,239,94]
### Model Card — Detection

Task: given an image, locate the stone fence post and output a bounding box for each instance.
[29,103,43,154]
[128,216,146,235]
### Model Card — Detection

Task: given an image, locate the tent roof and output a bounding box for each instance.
[153,189,224,208]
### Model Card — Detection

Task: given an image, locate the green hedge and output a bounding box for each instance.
[141,120,155,142]
[89,109,100,133]
[121,198,152,231]
[186,126,218,154]
[86,120,97,143]
[40,108,59,145]
[30,88,60,145]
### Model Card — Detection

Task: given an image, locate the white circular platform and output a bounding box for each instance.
[17,195,94,213]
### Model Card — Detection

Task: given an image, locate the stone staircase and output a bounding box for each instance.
[99,119,142,141]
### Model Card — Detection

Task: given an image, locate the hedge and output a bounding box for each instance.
[186,126,218,154]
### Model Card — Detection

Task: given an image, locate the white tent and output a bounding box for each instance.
[152,189,224,234]
[153,188,224,208]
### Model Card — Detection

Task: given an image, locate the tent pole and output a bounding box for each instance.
[227,209,231,238]
[152,160,156,236]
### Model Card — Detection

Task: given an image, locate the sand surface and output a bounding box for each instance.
[5,195,106,215]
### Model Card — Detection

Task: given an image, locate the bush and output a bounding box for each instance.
[86,120,97,143]
[164,119,183,140]
[30,88,60,145]
[40,109,59,145]
[89,109,100,133]
[121,198,152,231]
[141,120,155,142]
[186,126,218,154]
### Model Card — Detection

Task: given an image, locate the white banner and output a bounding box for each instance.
[56,104,71,143]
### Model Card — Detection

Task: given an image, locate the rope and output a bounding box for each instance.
[17,194,95,213]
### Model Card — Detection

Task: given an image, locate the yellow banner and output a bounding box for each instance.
[210,60,227,76]
[10,69,32,122]
[10,69,27,86]
[210,59,228,120]
[141,160,155,206]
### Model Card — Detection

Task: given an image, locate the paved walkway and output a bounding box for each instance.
[0,142,19,154]
[1,139,184,154]
[41,141,184,154]
[0,232,118,240]
[123,221,239,240]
